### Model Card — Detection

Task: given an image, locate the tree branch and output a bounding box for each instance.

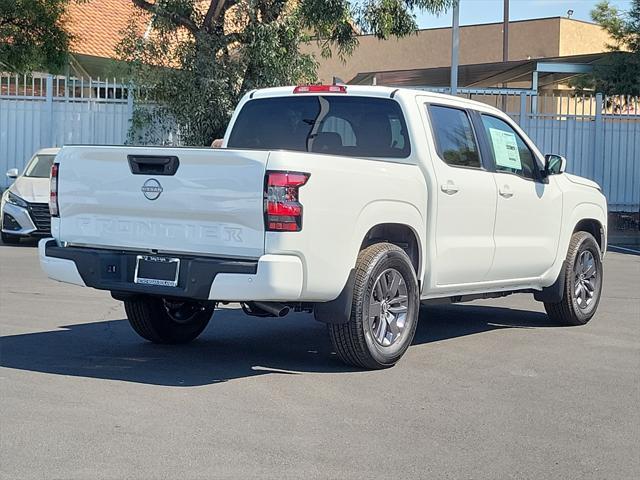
[203,1,219,29]
[131,0,199,35]
[202,0,218,28]
[204,0,236,33]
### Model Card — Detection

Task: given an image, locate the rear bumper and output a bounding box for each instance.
[38,239,303,301]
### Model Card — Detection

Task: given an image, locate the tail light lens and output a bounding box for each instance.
[49,163,59,217]
[264,171,309,232]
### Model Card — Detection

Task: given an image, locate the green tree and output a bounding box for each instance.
[577,0,640,96]
[0,0,74,73]
[119,0,455,145]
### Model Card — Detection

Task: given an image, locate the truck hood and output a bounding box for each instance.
[8,176,50,203]
[564,173,601,191]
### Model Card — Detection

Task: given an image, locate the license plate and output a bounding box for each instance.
[134,255,180,287]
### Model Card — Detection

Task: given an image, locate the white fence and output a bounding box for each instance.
[0,74,133,189]
[420,88,639,212]
[520,94,639,212]
[1,74,639,211]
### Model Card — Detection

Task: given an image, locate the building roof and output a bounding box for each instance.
[65,0,148,59]
[63,0,244,77]
[350,53,609,89]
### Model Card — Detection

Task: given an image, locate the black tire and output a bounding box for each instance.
[124,296,214,344]
[544,231,603,326]
[1,232,20,244]
[328,243,420,369]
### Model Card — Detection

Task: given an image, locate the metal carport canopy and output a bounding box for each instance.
[349,53,607,89]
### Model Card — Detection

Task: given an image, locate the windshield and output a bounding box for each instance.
[227,96,411,158]
[23,154,56,178]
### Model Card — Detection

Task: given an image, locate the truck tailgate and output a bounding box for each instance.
[56,146,268,258]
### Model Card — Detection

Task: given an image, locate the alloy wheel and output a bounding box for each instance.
[574,250,598,309]
[368,268,409,347]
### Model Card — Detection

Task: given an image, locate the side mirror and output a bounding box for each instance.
[6,168,18,179]
[544,154,566,176]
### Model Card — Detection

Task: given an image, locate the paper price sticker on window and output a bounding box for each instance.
[489,128,522,170]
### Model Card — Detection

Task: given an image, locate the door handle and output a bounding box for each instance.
[499,185,514,198]
[441,182,459,195]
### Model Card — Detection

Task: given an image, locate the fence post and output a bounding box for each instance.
[519,92,527,131]
[593,93,604,183]
[45,74,54,146]
[126,84,134,144]
[127,85,134,119]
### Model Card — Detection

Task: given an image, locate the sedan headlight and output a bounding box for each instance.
[6,191,28,208]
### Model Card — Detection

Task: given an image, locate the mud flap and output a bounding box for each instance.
[534,260,567,303]
[313,269,356,324]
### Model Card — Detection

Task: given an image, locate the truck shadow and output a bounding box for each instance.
[0,304,554,386]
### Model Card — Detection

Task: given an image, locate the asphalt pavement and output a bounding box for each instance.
[1,240,638,479]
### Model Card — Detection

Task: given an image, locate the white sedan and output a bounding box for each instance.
[1,148,59,244]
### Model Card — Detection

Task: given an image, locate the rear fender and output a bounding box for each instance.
[314,200,424,324]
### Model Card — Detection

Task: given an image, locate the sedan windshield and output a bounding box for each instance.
[23,155,56,178]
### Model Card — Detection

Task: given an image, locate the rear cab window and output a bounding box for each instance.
[227,96,411,159]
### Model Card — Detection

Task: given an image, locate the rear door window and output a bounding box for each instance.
[428,105,481,168]
[227,96,411,158]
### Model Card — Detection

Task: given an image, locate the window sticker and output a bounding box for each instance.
[488,128,521,170]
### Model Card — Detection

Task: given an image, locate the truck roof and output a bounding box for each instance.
[249,85,503,115]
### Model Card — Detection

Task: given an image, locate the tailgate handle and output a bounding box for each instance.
[128,155,180,176]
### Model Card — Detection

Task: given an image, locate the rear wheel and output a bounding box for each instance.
[124,296,214,344]
[328,243,420,369]
[544,231,603,326]
[1,232,20,244]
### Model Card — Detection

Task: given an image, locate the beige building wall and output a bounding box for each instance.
[302,17,610,84]
[558,18,612,56]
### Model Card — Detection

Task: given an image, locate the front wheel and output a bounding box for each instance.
[328,243,420,369]
[124,296,214,344]
[544,231,603,326]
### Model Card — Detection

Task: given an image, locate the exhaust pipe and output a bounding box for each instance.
[250,301,290,317]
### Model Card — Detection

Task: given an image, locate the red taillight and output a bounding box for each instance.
[49,163,59,217]
[293,85,347,94]
[264,171,309,232]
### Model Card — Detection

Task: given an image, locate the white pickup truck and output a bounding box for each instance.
[39,85,607,369]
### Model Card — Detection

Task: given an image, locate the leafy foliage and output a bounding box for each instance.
[573,0,640,96]
[119,0,455,145]
[0,0,74,73]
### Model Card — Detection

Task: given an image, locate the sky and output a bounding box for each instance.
[415,0,633,29]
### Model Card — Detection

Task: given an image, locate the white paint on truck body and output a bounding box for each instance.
[42,85,607,303]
